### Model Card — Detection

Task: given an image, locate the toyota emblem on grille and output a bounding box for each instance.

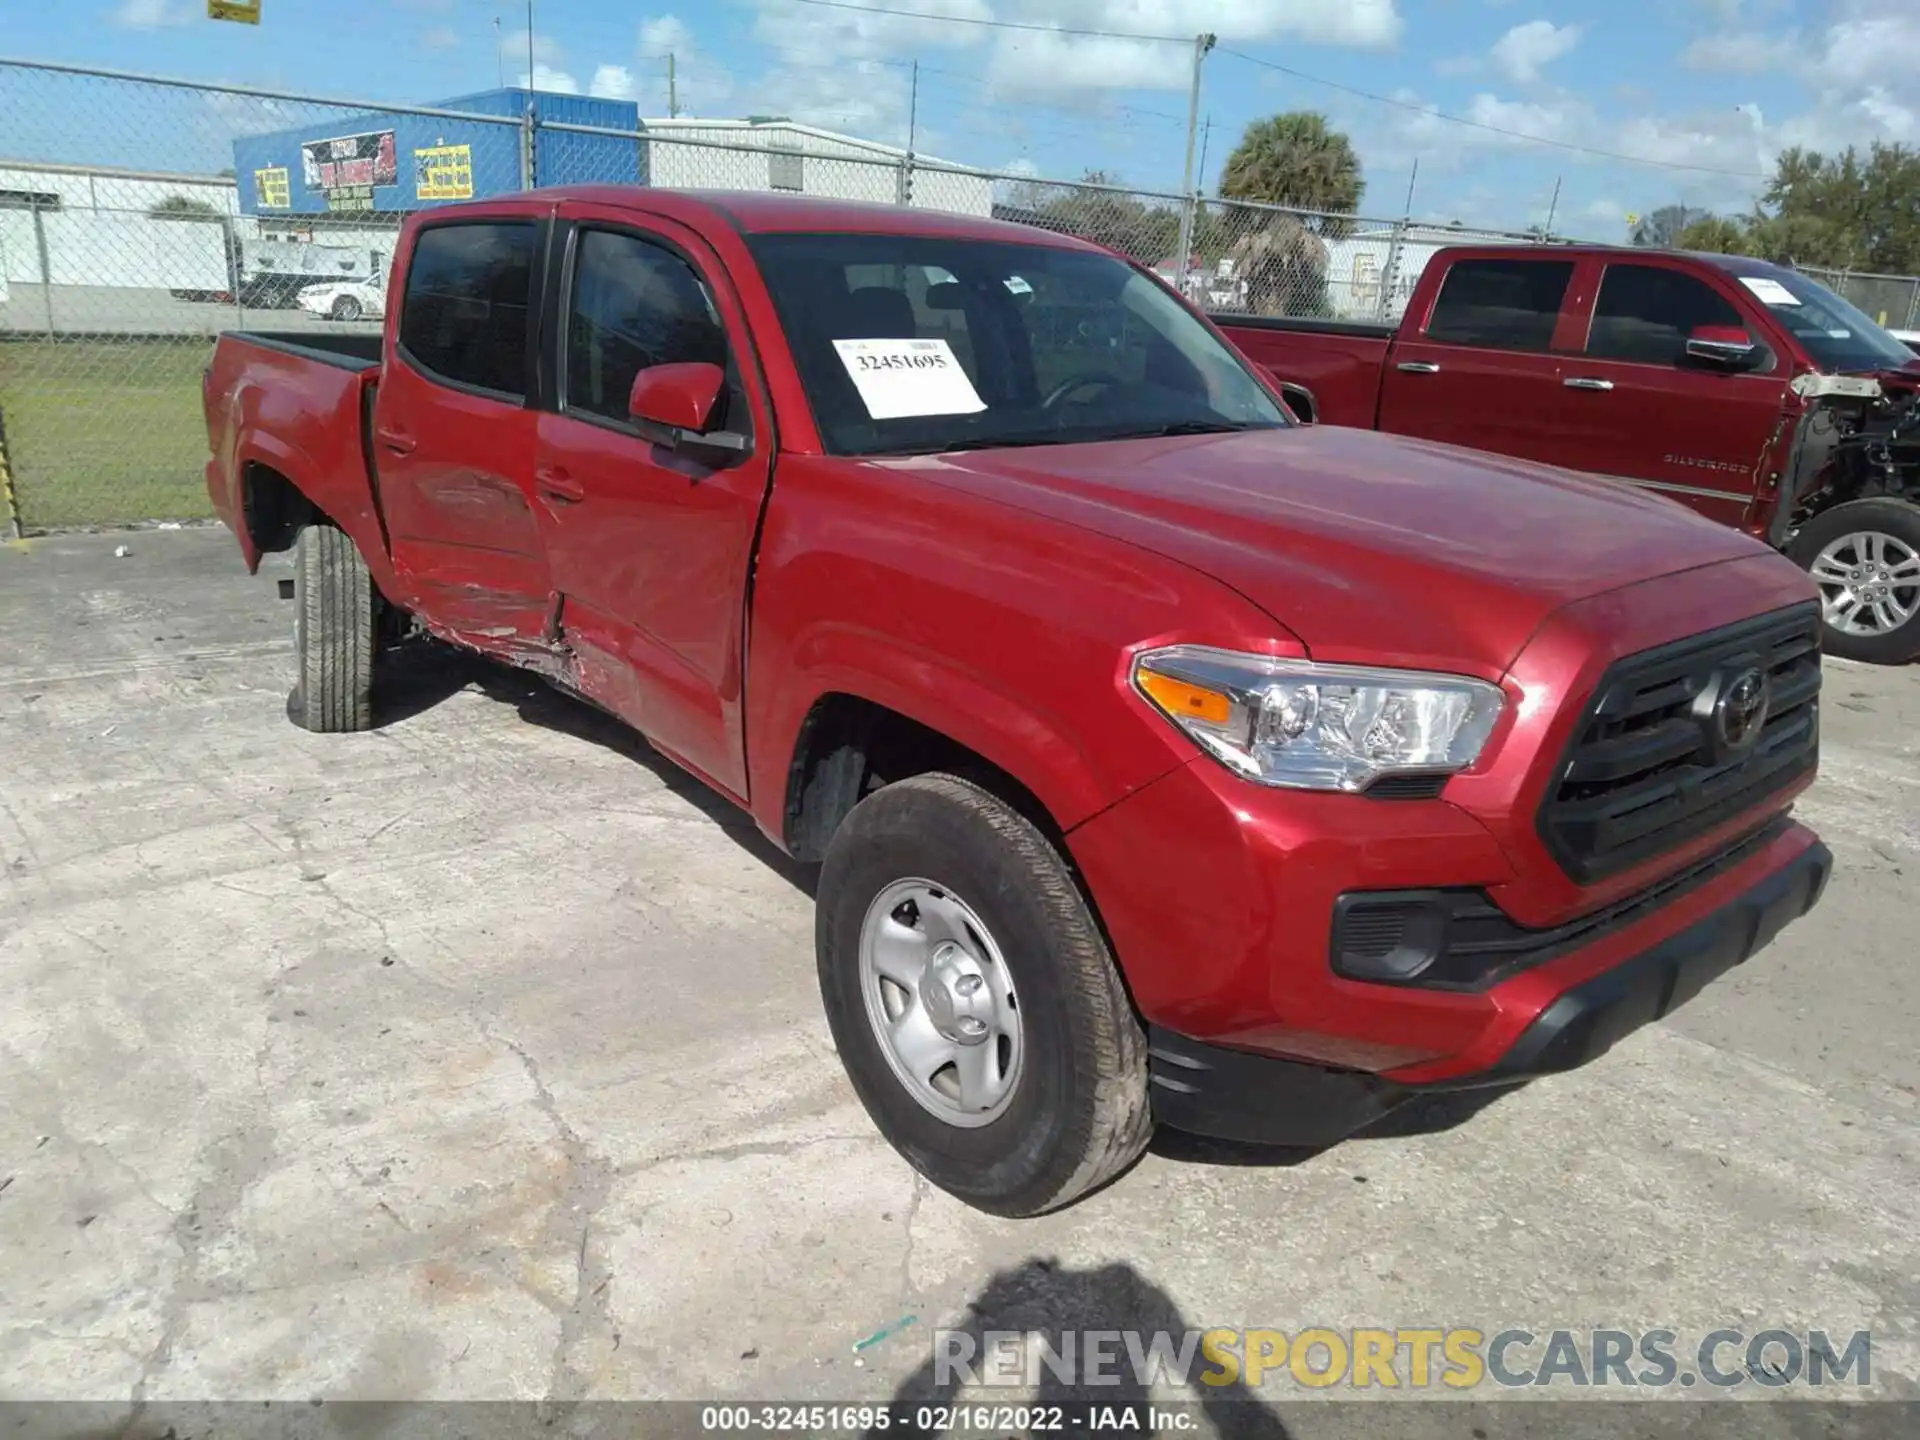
[1715,668,1770,751]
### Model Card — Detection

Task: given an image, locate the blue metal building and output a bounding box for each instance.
[231,88,644,219]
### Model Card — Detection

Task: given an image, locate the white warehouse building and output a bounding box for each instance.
[641,119,994,217]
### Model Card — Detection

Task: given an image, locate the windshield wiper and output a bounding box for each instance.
[1102,420,1274,440]
[876,433,1092,457]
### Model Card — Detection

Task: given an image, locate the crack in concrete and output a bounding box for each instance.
[491,1032,617,1404]
[898,1170,928,1311]
[613,1132,882,1179]
[123,1123,278,1422]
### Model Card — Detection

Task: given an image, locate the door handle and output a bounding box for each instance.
[536,466,585,503]
[1564,377,1615,391]
[1396,361,1441,374]
[375,426,415,454]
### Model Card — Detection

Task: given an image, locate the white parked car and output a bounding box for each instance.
[1888,328,1920,355]
[296,279,385,323]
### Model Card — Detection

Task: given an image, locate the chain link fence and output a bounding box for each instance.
[1798,266,1920,333]
[0,57,1550,531]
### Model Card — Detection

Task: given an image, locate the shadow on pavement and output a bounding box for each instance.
[367,635,816,896]
[872,1257,1294,1440]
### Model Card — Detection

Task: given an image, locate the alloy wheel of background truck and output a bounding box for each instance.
[1788,498,1920,664]
[287,523,375,733]
[816,773,1152,1217]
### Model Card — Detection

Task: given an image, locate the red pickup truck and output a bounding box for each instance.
[203,189,1830,1217]
[1215,246,1920,664]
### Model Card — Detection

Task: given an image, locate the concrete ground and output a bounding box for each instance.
[1,530,1916,1427]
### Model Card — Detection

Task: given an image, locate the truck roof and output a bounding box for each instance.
[502,185,1106,252]
[1437,239,1803,282]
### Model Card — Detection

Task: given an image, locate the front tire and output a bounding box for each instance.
[1788,498,1920,664]
[816,773,1151,1217]
[287,524,375,732]
[331,295,363,322]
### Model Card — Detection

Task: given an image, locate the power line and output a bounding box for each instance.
[1215,47,1768,179]
[774,0,1187,43]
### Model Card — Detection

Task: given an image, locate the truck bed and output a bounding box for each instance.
[203,329,386,573]
[1209,313,1393,428]
[221,329,384,369]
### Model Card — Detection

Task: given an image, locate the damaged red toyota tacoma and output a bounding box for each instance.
[203,189,1832,1217]
[1213,244,1920,663]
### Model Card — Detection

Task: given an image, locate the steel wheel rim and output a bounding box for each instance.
[1809,531,1920,637]
[857,877,1024,1129]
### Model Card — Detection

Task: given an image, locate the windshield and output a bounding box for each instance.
[747,232,1289,456]
[1729,268,1917,372]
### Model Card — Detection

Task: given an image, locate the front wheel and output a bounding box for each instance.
[1788,498,1920,664]
[330,295,363,322]
[287,524,375,732]
[816,773,1151,1217]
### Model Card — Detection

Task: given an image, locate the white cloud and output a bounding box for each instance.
[421,25,460,53]
[520,62,581,94]
[1489,21,1580,85]
[1680,33,1797,73]
[641,15,697,58]
[112,0,190,28]
[590,65,638,100]
[635,15,734,116]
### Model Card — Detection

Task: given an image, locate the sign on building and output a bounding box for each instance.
[414,144,474,201]
[300,129,397,213]
[208,1,261,21]
[253,166,290,208]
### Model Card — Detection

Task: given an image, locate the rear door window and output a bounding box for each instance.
[1425,258,1575,351]
[398,221,538,398]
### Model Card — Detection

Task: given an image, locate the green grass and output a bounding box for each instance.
[0,338,219,529]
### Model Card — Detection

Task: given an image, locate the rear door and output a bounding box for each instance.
[370,214,553,638]
[530,206,776,801]
[1557,257,1792,525]
[1376,255,1583,468]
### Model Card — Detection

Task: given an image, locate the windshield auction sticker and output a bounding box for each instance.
[1740,276,1802,306]
[833,338,987,420]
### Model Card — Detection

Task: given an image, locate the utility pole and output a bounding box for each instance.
[667,53,679,117]
[1543,175,1561,240]
[1379,158,1417,321]
[1174,32,1215,298]
[900,59,919,205]
[494,17,504,89]
[521,0,537,189]
[1196,116,1212,190]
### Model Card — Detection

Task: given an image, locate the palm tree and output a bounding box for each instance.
[1219,113,1365,216]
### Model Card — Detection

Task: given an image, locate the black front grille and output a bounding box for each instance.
[1538,602,1821,884]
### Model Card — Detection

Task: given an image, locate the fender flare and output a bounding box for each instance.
[762,625,1126,841]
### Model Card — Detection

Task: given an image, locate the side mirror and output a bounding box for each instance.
[1686,324,1759,369]
[628,361,748,457]
[1277,381,1317,426]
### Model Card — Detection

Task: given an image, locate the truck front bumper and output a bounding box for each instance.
[1065,753,1831,1149]
[1142,833,1829,1147]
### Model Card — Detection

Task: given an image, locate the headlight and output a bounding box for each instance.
[1132,645,1505,792]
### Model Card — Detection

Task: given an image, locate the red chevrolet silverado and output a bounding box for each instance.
[203,189,1831,1217]
[1215,245,1920,664]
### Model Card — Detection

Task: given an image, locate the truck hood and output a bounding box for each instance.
[898,425,1771,675]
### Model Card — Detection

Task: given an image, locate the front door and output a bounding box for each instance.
[370,215,553,639]
[532,211,776,801]
[1375,254,1583,469]
[1556,258,1792,526]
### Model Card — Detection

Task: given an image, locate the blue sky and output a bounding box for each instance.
[2,0,1915,235]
